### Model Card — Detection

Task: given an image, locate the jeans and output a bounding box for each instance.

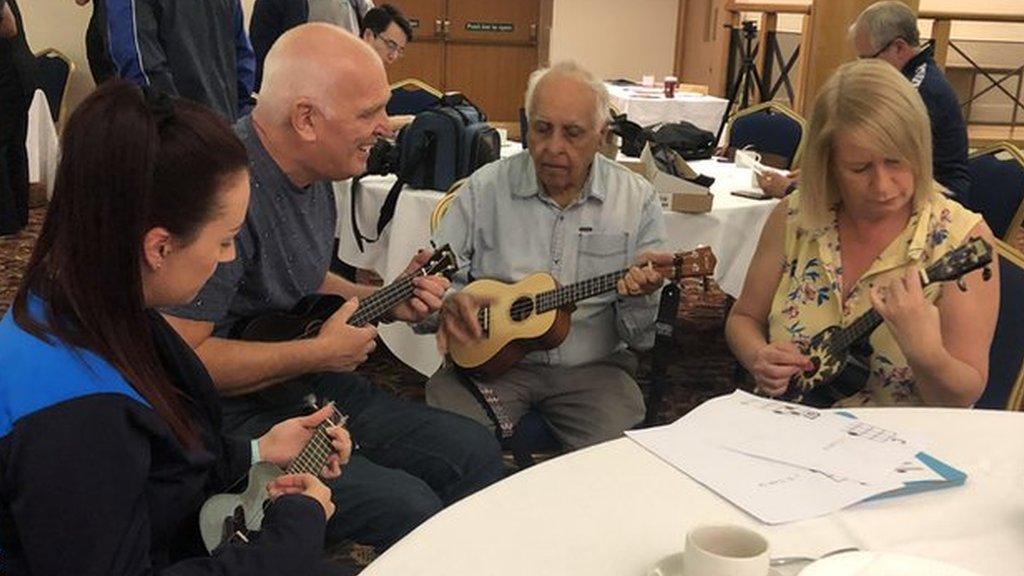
[220,371,505,551]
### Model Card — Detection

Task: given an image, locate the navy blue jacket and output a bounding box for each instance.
[0,302,329,575]
[902,47,971,198]
[105,0,255,120]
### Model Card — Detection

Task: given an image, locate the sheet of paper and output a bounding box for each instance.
[625,391,916,524]
[722,400,921,485]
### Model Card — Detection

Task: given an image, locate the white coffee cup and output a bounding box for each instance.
[683,525,770,576]
[496,127,508,145]
[734,149,762,170]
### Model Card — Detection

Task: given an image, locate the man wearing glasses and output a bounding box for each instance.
[251,0,378,91]
[850,1,970,199]
[360,4,411,68]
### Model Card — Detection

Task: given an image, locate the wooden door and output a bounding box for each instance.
[385,0,446,90]
[675,0,731,97]
[444,0,542,121]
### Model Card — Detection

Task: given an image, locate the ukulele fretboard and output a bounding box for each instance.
[285,414,345,477]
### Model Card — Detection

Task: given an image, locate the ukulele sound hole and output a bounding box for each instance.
[509,296,535,322]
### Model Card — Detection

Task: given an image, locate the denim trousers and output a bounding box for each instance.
[220,371,505,551]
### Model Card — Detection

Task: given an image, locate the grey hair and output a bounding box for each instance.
[523,61,610,130]
[850,1,921,51]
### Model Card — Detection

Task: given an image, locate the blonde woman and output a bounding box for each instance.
[726,59,999,408]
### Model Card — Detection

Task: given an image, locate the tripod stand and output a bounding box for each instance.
[715,20,767,145]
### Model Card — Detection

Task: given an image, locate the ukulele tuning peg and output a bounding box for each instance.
[304,394,320,410]
[982,266,992,282]
[956,277,968,292]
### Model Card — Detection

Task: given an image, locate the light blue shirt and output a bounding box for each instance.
[433,151,668,368]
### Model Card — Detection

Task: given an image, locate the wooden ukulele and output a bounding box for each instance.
[783,237,993,408]
[198,397,346,553]
[232,244,458,342]
[448,247,717,377]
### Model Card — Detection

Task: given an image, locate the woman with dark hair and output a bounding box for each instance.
[0,81,354,575]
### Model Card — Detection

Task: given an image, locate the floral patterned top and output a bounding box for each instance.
[768,191,981,407]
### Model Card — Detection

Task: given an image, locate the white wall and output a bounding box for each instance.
[16,0,1024,115]
[549,0,680,81]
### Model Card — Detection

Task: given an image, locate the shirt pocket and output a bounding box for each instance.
[577,232,629,282]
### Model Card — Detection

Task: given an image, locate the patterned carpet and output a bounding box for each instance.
[0,205,745,569]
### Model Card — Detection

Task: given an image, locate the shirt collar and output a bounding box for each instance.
[515,153,606,204]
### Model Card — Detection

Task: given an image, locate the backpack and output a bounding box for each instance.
[398,94,501,191]
[350,94,500,251]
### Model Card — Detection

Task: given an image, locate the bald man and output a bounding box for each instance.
[165,24,504,553]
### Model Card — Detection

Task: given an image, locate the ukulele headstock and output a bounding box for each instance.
[924,237,993,285]
[421,244,459,280]
[672,246,718,280]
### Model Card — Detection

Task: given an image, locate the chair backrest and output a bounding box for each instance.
[964,143,1024,242]
[34,49,75,126]
[387,78,443,116]
[430,178,466,234]
[726,101,806,169]
[975,238,1024,411]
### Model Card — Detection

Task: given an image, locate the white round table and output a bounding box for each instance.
[360,408,1024,576]
[335,153,777,376]
[26,89,59,199]
[606,83,730,134]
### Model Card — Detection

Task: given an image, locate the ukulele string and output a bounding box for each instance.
[245,418,342,530]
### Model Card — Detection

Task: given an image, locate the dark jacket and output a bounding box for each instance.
[105,0,255,120]
[0,303,329,575]
[0,0,36,111]
[901,47,971,198]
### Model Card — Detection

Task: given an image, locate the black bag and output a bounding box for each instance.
[649,121,716,161]
[350,94,500,251]
[398,93,500,191]
[609,111,648,157]
[610,112,717,161]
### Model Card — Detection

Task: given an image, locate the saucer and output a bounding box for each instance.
[799,551,980,576]
[644,552,783,576]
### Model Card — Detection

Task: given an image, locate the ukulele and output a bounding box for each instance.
[198,397,346,553]
[232,244,458,342]
[783,237,993,408]
[447,247,717,377]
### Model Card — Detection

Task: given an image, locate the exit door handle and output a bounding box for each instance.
[442,19,451,34]
[435,18,443,36]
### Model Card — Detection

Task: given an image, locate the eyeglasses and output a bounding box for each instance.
[375,33,406,57]
[859,37,902,60]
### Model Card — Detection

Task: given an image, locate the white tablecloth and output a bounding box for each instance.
[606,83,730,134]
[361,408,1024,576]
[336,153,776,376]
[26,89,59,199]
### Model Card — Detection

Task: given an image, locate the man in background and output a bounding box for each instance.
[73,0,115,84]
[106,0,256,120]
[251,0,376,91]
[359,4,411,68]
[0,0,35,236]
[850,0,970,198]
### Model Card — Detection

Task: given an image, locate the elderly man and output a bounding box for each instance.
[425,61,671,451]
[164,24,504,553]
[850,1,970,198]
